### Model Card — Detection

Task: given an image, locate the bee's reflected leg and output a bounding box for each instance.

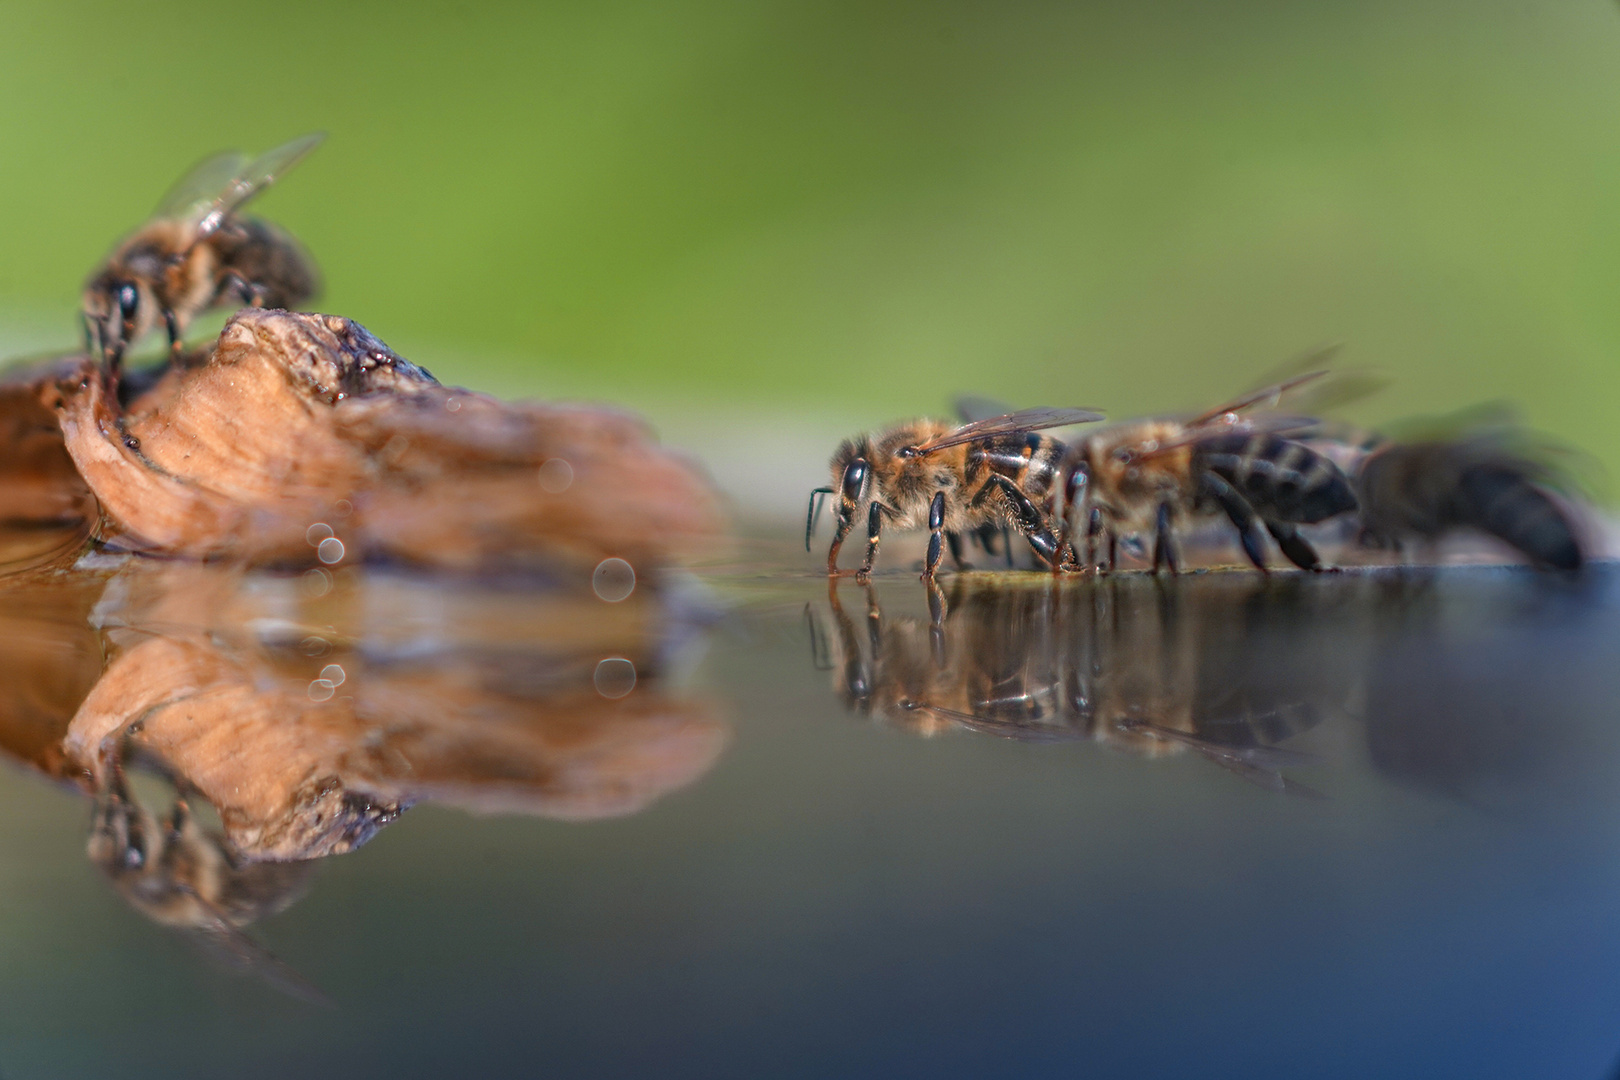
[980,475,1063,571]
[1152,501,1180,575]
[926,578,948,665]
[855,502,885,582]
[923,492,946,580]
[1266,521,1322,571]
[1202,473,1269,572]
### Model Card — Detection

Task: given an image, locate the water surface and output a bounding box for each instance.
[0,556,1617,1079]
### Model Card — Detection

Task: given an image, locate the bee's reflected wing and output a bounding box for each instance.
[181,888,333,1008]
[909,407,1105,454]
[953,394,1014,424]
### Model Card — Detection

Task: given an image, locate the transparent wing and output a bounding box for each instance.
[152,149,251,225]
[953,394,1013,424]
[182,888,333,1008]
[1187,368,1335,428]
[908,406,1105,454]
[155,132,326,241]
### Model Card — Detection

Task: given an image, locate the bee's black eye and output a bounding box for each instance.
[841,458,869,503]
[116,283,139,322]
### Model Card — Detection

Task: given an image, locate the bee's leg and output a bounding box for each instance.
[1002,524,1014,568]
[1265,521,1322,571]
[1201,473,1269,572]
[827,512,856,575]
[163,308,184,363]
[923,491,947,580]
[978,475,1062,569]
[856,502,886,581]
[945,530,972,572]
[926,578,948,665]
[1152,501,1181,575]
[1085,506,1105,572]
[1106,527,1118,573]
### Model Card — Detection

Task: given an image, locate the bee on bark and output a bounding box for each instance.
[806,406,1104,580]
[1353,432,1587,571]
[83,133,325,377]
[1060,372,1360,574]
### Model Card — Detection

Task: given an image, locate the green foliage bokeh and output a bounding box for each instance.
[1,0,1617,484]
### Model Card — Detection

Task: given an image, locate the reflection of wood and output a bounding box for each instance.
[0,578,105,782]
[47,309,726,571]
[63,575,727,860]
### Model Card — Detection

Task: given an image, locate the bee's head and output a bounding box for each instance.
[82,271,152,367]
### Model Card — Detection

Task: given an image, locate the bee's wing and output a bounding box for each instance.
[1186,368,1335,428]
[907,406,1105,454]
[158,133,326,243]
[952,394,1014,424]
[180,889,333,1008]
[151,149,251,225]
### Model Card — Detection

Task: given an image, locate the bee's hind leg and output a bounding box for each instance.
[1152,501,1181,575]
[945,530,972,572]
[1265,521,1323,571]
[977,475,1064,571]
[1201,473,1269,572]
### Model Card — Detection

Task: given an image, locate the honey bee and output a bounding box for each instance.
[1353,433,1586,571]
[88,744,326,1004]
[806,406,1104,579]
[1060,372,1360,573]
[83,133,325,376]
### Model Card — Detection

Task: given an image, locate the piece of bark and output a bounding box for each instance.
[46,309,726,572]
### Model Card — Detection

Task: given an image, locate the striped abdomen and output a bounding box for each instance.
[1195,432,1357,524]
[965,432,1066,501]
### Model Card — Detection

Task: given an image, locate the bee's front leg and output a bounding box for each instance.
[163,308,185,363]
[923,491,946,580]
[855,502,886,582]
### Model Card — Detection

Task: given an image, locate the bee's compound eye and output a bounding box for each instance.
[116,283,139,321]
[841,458,869,503]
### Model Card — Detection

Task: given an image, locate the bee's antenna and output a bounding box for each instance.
[806,487,833,551]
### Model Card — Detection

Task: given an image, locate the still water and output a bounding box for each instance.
[0,549,1617,1079]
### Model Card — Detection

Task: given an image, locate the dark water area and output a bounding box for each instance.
[0,557,1618,1079]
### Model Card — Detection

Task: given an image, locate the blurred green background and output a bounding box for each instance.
[1,0,1618,511]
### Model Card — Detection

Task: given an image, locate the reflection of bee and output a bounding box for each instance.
[88,747,325,1005]
[1060,372,1359,573]
[83,133,325,375]
[807,578,1341,795]
[1354,436,1585,571]
[806,406,1103,579]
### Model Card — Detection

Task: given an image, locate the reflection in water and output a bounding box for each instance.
[807,576,1361,795]
[0,557,725,998]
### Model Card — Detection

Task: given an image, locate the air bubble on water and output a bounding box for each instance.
[306,522,334,546]
[320,663,346,687]
[592,558,635,602]
[333,499,354,518]
[301,568,332,598]
[446,397,462,413]
[317,537,345,565]
[302,635,331,657]
[308,679,336,702]
[538,458,574,493]
[593,658,636,699]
